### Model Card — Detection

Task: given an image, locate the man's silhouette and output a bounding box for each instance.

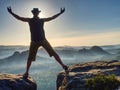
[7,7,68,78]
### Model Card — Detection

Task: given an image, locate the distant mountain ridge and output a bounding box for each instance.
[0,45,119,63]
[3,50,29,60]
[78,46,110,56]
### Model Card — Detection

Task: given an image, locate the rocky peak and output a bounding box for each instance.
[90,46,104,52]
[13,51,20,56]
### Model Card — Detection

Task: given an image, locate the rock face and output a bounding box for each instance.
[0,73,37,90]
[57,60,120,90]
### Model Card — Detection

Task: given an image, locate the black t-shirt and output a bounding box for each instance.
[28,18,45,42]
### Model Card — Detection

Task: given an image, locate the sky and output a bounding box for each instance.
[0,0,120,46]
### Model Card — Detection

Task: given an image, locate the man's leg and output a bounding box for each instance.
[42,40,68,70]
[23,42,39,78]
[53,52,68,70]
[24,59,32,75]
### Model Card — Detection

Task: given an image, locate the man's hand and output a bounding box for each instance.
[7,6,12,13]
[60,8,65,14]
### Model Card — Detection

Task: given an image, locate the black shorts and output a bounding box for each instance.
[28,39,56,61]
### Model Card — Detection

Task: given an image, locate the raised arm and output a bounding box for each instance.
[44,8,65,22]
[7,7,30,22]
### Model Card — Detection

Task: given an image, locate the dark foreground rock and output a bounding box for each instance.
[57,60,120,90]
[0,73,37,90]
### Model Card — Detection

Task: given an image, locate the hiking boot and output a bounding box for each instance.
[23,73,29,79]
[63,65,68,71]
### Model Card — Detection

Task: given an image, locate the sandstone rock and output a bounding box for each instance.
[0,73,37,90]
[57,60,120,90]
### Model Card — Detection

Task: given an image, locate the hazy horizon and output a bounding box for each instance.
[0,43,120,48]
[0,0,120,46]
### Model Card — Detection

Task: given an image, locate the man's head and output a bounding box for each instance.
[31,8,41,17]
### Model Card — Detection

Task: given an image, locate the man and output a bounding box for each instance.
[7,7,68,78]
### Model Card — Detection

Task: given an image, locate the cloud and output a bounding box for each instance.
[49,31,120,46]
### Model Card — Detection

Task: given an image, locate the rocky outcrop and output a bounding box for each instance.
[57,60,120,90]
[0,73,37,90]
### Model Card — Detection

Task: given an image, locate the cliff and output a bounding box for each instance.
[57,60,120,90]
[0,73,37,90]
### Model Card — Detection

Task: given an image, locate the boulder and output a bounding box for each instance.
[0,73,37,90]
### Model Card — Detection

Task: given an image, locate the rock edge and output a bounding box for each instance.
[0,73,37,90]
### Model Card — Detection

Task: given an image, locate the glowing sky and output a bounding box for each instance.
[0,0,120,46]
